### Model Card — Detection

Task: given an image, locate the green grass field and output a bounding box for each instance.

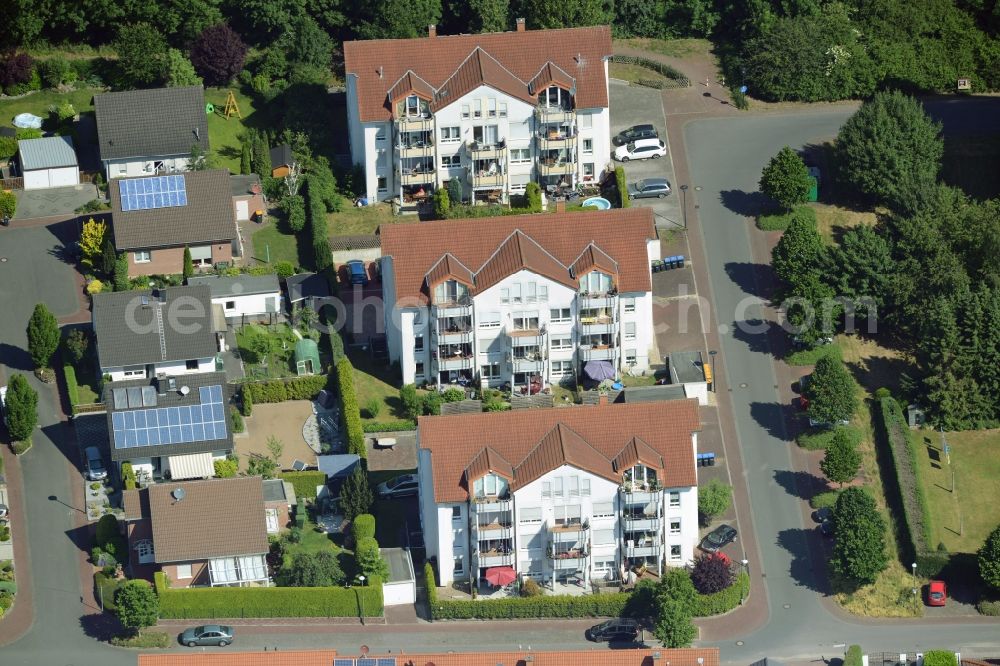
[615,38,714,58]
[329,204,399,236]
[203,87,260,173]
[348,349,408,424]
[915,429,1000,554]
[0,87,100,125]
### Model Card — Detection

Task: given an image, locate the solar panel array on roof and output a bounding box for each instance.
[331,659,396,666]
[119,175,188,212]
[333,660,355,666]
[111,385,226,449]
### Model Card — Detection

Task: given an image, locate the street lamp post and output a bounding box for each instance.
[357,574,367,625]
[709,350,718,392]
[740,559,749,605]
[679,184,689,229]
[911,562,918,607]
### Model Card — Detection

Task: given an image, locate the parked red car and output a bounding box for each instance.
[927,580,947,606]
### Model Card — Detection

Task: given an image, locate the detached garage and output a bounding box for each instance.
[18,136,80,190]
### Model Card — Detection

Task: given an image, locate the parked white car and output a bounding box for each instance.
[613,138,666,162]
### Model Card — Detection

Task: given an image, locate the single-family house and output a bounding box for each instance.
[122,476,270,587]
[109,169,241,277]
[230,173,265,222]
[17,136,80,189]
[187,274,281,322]
[379,208,659,391]
[269,144,294,178]
[94,86,209,179]
[105,371,232,482]
[343,21,613,207]
[417,399,702,587]
[92,285,222,381]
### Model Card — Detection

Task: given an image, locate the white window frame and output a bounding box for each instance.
[441,154,461,168]
[122,365,145,378]
[520,529,543,550]
[551,337,572,351]
[519,507,542,524]
[583,162,595,180]
[579,113,593,129]
[135,539,155,564]
[539,285,548,302]
[176,563,193,579]
[550,308,571,324]
[488,98,497,117]
[624,322,637,341]
[452,505,462,521]
[542,481,552,498]
[581,478,591,496]
[551,360,573,376]
[453,554,465,575]
[583,138,593,155]
[461,105,470,119]
[670,545,682,560]
[553,477,564,498]
[133,250,151,264]
[500,288,510,304]
[593,529,615,545]
[441,126,460,142]
[668,491,681,508]
[499,103,508,118]
[478,312,501,329]
[670,519,681,535]
[509,148,531,164]
[592,502,614,518]
[377,176,387,193]
[623,297,636,313]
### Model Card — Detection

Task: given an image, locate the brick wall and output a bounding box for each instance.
[162,560,210,588]
[128,243,234,277]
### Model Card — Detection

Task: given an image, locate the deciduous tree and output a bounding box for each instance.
[114,580,159,635]
[759,146,811,210]
[165,49,202,87]
[355,536,389,580]
[697,478,732,524]
[654,600,697,648]
[820,427,861,487]
[771,214,826,287]
[62,328,90,365]
[79,218,107,270]
[356,0,442,39]
[691,553,734,594]
[832,487,888,585]
[805,355,858,426]
[4,373,38,442]
[27,303,59,369]
[190,23,247,86]
[978,523,1000,590]
[523,0,612,28]
[113,23,168,88]
[281,550,345,587]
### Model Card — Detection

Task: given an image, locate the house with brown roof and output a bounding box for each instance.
[416,399,702,587]
[379,208,659,393]
[110,169,241,277]
[122,476,270,587]
[344,20,613,209]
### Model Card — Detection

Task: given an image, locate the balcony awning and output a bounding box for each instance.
[167,452,215,480]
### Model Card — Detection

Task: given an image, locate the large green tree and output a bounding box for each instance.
[113,23,168,88]
[114,580,159,635]
[820,427,861,487]
[356,0,443,39]
[27,303,60,369]
[468,0,509,32]
[834,90,944,211]
[523,0,612,29]
[166,49,203,87]
[4,373,38,442]
[281,550,345,587]
[190,23,247,86]
[340,465,373,520]
[978,523,1000,590]
[654,600,698,647]
[832,487,889,585]
[771,214,826,287]
[759,146,811,210]
[804,354,858,426]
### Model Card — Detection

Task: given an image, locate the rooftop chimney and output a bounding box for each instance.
[428,24,437,38]
[598,394,608,406]
[555,200,566,213]
[516,18,526,32]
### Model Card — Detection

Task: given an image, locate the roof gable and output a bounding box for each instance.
[464,446,514,486]
[513,423,616,489]
[344,25,612,123]
[95,86,208,161]
[571,242,619,281]
[388,70,437,110]
[529,61,576,95]
[425,253,475,292]
[474,230,575,294]
[430,48,535,113]
[612,436,665,473]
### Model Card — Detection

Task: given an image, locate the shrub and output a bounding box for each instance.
[442,387,465,403]
[520,578,544,597]
[691,553,734,594]
[399,384,420,421]
[698,479,732,524]
[422,391,442,416]
[229,408,244,433]
[14,128,41,141]
[352,514,376,541]
[274,260,296,279]
[432,187,450,219]
[424,561,437,606]
[122,462,138,490]
[282,194,306,232]
[0,137,17,161]
[362,420,415,433]
[115,579,159,633]
[756,204,816,232]
[4,374,38,442]
[243,376,327,404]
[691,571,750,616]
[525,182,542,212]
[279,471,327,499]
[214,458,238,478]
[614,166,630,208]
[280,550,344,587]
[153,571,383,618]
[922,652,957,666]
[432,592,630,619]
[845,645,863,666]
[447,178,463,205]
[0,191,16,220]
[38,57,74,88]
[86,280,104,295]
[336,358,365,458]
[63,364,80,413]
[114,254,129,291]
[364,398,381,419]
[111,631,170,648]
[95,514,120,549]
[977,600,1000,616]
[11,437,32,455]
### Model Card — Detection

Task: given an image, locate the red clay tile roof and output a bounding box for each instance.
[529,61,576,95]
[144,476,269,563]
[475,230,577,294]
[430,48,536,113]
[379,209,656,306]
[344,26,612,123]
[425,253,475,290]
[571,242,619,281]
[465,446,515,484]
[387,71,436,111]
[122,487,149,521]
[141,648,720,666]
[419,400,701,503]
[613,436,665,473]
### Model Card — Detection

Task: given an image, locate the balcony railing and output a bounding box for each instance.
[623,515,660,531]
[437,355,474,371]
[580,319,618,336]
[471,171,504,188]
[436,329,473,344]
[513,357,544,374]
[538,132,575,150]
[476,551,514,568]
[474,520,512,537]
[579,294,617,309]
[579,346,615,361]
[538,161,575,177]
[547,520,590,534]
[398,116,433,131]
[548,547,589,561]
[471,496,512,512]
[508,329,542,346]
[401,170,436,186]
[621,489,663,504]
[469,141,504,159]
[626,543,660,558]
[432,300,472,317]
[398,143,434,158]
[536,107,576,123]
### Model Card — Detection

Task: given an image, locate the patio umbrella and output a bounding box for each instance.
[583,360,616,381]
[484,566,517,587]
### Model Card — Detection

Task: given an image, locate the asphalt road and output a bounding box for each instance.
[684,109,1000,663]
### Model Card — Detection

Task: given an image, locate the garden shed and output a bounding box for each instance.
[294,338,320,376]
[17,136,80,190]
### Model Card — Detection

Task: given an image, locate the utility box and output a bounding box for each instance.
[807,175,819,202]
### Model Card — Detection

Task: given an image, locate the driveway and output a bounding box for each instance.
[609,81,682,231]
[12,184,99,221]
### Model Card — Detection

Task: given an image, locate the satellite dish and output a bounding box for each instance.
[250,182,262,195]
[179,386,190,396]
[360,645,370,656]
[172,488,186,501]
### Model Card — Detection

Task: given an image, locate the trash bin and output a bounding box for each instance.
[807,175,818,202]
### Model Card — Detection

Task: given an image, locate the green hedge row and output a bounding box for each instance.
[362,420,416,433]
[306,178,332,272]
[425,561,437,606]
[153,572,383,618]
[278,471,327,499]
[610,55,691,87]
[614,166,630,208]
[243,376,328,404]
[431,592,629,620]
[63,364,80,415]
[875,397,946,576]
[336,358,365,458]
[692,571,750,616]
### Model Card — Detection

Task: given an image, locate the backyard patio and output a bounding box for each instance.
[238,401,320,471]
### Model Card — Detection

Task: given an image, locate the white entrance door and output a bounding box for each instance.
[236,200,250,220]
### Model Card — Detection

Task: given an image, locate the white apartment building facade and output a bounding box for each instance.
[379,209,660,393]
[417,400,702,587]
[344,23,613,208]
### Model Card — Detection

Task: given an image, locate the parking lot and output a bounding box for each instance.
[609,81,682,231]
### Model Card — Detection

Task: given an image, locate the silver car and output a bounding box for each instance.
[84,446,107,481]
[180,625,234,647]
[628,178,672,199]
[376,473,419,498]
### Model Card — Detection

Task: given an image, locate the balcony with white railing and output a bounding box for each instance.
[623,513,660,532]
[547,519,590,535]
[397,131,434,158]
[432,297,472,318]
[578,292,618,309]
[400,159,436,186]
[477,550,514,568]
[468,139,504,160]
[535,106,576,124]
[471,495,512,514]
[435,315,473,344]
[538,126,576,150]
[579,346,616,362]
[626,541,660,558]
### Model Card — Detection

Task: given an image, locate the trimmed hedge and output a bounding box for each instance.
[691,571,749,616]
[279,471,327,499]
[63,363,80,415]
[432,592,630,620]
[362,420,416,433]
[336,358,365,458]
[425,561,437,606]
[875,396,945,576]
[154,572,383,618]
[610,54,691,87]
[923,652,957,666]
[846,645,863,666]
[352,514,376,541]
[243,376,328,404]
[614,166,630,208]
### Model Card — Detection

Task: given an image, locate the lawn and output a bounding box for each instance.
[251,220,305,268]
[329,204,399,236]
[347,349,409,424]
[616,38,715,58]
[609,62,674,86]
[942,134,1000,201]
[916,428,1000,554]
[204,87,261,174]
[284,515,344,558]
[812,204,877,246]
[237,323,305,380]
[0,87,101,127]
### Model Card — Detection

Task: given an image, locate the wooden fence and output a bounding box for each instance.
[1,177,24,190]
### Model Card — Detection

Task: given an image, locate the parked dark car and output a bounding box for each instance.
[819,519,834,538]
[613,124,658,146]
[376,473,419,498]
[628,178,672,200]
[586,618,639,642]
[699,524,738,552]
[180,625,234,647]
[811,507,832,523]
[347,260,369,286]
